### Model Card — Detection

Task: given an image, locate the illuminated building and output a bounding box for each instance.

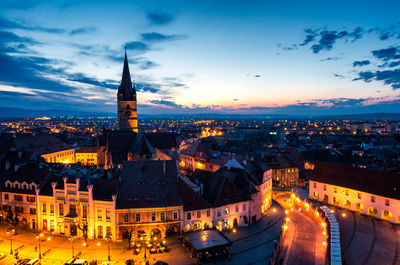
[41,148,75,164]
[117,50,138,132]
[75,146,97,166]
[309,162,400,223]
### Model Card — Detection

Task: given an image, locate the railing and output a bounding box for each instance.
[320,206,342,265]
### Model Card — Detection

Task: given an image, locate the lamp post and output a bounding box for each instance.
[36,232,44,259]
[6,228,15,255]
[69,236,76,258]
[106,235,112,261]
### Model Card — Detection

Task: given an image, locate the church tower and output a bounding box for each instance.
[117,50,138,132]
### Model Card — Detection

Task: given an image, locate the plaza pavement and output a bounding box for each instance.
[0,204,284,265]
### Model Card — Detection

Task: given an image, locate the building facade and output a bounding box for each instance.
[75,146,97,166]
[309,162,400,224]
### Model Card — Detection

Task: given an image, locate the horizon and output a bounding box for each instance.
[0,0,400,116]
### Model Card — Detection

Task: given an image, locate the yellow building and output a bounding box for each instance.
[75,146,97,166]
[41,148,75,164]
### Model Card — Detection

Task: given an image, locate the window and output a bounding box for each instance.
[371,196,375,203]
[187,212,191,220]
[15,206,23,213]
[70,204,77,216]
[106,227,112,238]
[197,211,201,218]
[323,185,327,191]
[97,208,102,221]
[160,212,165,221]
[14,195,23,201]
[345,190,349,196]
[386,200,390,206]
[59,203,64,216]
[334,187,337,193]
[98,225,103,239]
[42,203,46,214]
[136,213,141,222]
[27,196,35,202]
[235,205,239,213]
[358,193,362,199]
[50,204,54,215]
[82,205,87,219]
[3,205,11,212]
[243,204,247,211]
[151,212,156,222]
[206,209,210,217]
[30,208,36,215]
[224,207,229,215]
[106,209,110,222]
[217,209,221,217]
[4,194,8,200]
[124,213,129,223]
[173,211,178,220]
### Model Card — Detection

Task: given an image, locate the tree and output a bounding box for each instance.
[5,206,19,232]
[125,226,136,250]
[77,219,89,244]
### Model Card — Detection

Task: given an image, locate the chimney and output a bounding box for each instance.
[200,183,204,195]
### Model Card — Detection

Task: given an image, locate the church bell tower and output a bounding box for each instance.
[117,50,138,132]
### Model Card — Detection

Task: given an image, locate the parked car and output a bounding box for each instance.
[14,259,30,265]
[27,258,40,265]
[72,259,88,265]
[64,259,76,265]
[0,252,6,260]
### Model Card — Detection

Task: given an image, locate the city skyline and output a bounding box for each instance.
[1,0,400,116]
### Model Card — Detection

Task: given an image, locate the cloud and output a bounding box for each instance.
[146,12,174,25]
[139,60,159,70]
[320,57,342,61]
[69,26,96,36]
[135,83,160,93]
[334,74,344,78]
[0,15,65,33]
[353,60,370,67]
[140,32,187,43]
[149,99,182,108]
[125,41,149,51]
[353,69,400,90]
[372,47,400,61]
[311,30,348,53]
[254,74,261,78]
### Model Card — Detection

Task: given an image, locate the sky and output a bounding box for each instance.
[0,0,400,116]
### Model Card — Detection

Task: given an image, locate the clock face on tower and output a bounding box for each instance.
[124,109,132,117]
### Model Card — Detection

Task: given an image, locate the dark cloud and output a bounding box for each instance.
[135,83,160,93]
[389,61,400,67]
[139,60,159,70]
[254,74,261,78]
[320,57,342,61]
[146,12,174,25]
[0,15,65,33]
[140,32,187,43]
[311,30,348,53]
[334,74,344,78]
[372,47,400,61]
[149,99,182,108]
[67,73,118,89]
[353,69,400,90]
[0,30,38,53]
[69,26,96,36]
[125,41,149,51]
[353,60,370,67]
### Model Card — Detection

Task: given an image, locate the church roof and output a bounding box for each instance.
[118,51,136,101]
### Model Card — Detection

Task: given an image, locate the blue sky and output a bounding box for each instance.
[0,0,399,115]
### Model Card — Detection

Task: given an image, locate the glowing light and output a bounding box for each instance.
[321,222,326,227]
[233,228,237,233]
[283,225,288,230]
[330,210,335,213]
[315,212,320,217]
[322,241,327,246]
[286,217,290,222]
[47,237,51,241]
[285,210,289,214]
[162,240,166,244]
[97,242,101,246]
[272,208,277,213]
[154,237,157,241]
[342,213,347,217]
[83,243,87,247]
[322,231,326,236]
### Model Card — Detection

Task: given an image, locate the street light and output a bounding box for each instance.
[106,235,112,261]
[6,228,15,255]
[36,232,44,259]
[69,236,76,259]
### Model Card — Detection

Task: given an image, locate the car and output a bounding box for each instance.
[27,258,40,265]
[0,252,6,260]
[64,259,76,265]
[72,259,88,265]
[14,259,30,265]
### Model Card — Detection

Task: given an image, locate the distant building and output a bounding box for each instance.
[263,154,299,187]
[75,146,97,166]
[309,162,400,224]
[179,141,232,172]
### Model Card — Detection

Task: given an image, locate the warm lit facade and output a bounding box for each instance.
[75,146,97,166]
[271,167,299,187]
[41,148,75,164]
[309,162,400,224]
[37,176,118,239]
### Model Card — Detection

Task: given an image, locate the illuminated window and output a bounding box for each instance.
[313,183,317,189]
[173,211,178,220]
[345,190,349,196]
[160,212,165,221]
[124,213,129,223]
[59,203,64,216]
[97,208,102,221]
[334,187,337,193]
[197,211,201,218]
[151,212,156,221]
[136,213,140,222]
[106,209,110,222]
[323,185,327,191]
[358,193,361,199]
[206,209,210,217]
[371,196,375,203]
[235,205,239,212]
[224,207,229,215]
[386,200,390,206]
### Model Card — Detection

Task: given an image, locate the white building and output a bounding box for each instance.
[309,162,400,224]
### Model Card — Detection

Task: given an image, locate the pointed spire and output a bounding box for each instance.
[118,48,136,101]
